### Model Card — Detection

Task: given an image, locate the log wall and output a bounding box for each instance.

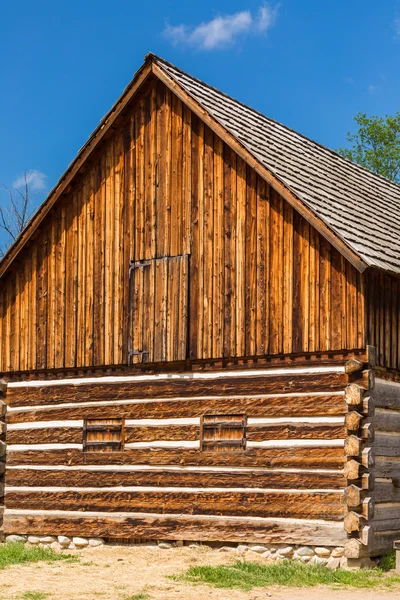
[370,378,400,556]
[4,363,352,545]
[0,380,6,540]
[0,77,365,373]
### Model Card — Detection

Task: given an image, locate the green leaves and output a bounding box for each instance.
[337,112,400,183]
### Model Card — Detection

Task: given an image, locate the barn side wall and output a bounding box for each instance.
[2,355,377,553]
[370,378,400,556]
[0,77,365,373]
[365,269,400,371]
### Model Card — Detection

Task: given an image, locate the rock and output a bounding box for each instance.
[278,546,294,557]
[39,536,56,544]
[262,551,272,559]
[158,542,172,549]
[341,557,377,570]
[296,546,314,557]
[219,546,234,552]
[188,544,201,548]
[299,556,312,563]
[236,544,248,553]
[248,545,268,554]
[326,558,341,570]
[68,543,76,550]
[310,556,328,566]
[174,540,184,547]
[314,547,331,558]
[89,538,104,547]
[72,537,88,548]
[27,536,41,545]
[58,536,71,548]
[50,542,62,552]
[6,535,26,543]
[331,547,344,558]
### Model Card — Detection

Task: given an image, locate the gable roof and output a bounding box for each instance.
[1,53,400,278]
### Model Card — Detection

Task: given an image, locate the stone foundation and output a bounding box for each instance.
[5,534,356,568]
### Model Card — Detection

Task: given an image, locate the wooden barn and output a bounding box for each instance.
[0,53,400,563]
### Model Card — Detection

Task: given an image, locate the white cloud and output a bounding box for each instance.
[13,170,47,192]
[368,84,377,95]
[164,4,279,50]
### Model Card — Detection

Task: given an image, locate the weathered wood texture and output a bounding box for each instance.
[0,381,7,539]
[366,270,400,370]
[0,78,365,373]
[370,379,400,555]
[3,511,347,545]
[5,368,349,542]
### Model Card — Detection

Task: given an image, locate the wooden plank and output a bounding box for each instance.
[7,446,345,468]
[256,178,268,356]
[223,144,236,357]
[8,394,347,424]
[4,510,347,545]
[6,468,346,490]
[6,372,348,407]
[203,126,214,359]
[5,489,345,520]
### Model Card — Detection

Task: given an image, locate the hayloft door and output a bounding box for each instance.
[128,255,189,363]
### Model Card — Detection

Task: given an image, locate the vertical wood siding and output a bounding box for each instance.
[0,78,365,372]
[366,270,400,369]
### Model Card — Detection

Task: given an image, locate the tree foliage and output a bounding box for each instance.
[337,111,400,183]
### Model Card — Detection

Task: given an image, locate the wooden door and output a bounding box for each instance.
[128,255,189,363]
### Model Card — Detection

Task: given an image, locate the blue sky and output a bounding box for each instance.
[1,1,400,247]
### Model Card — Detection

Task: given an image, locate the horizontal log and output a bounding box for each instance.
[3,510,347,545]
[362,447,375,469]
[362,473,375,491]
[362,396,375,418]
[373,381,400,411]
[344,436,362,457]
[7,446,346,469]
[374,457,400,479]
[372,480,400,503]
[344,538,370,559]
[5,468,347,490]
[344,359,364,375]
[7,394,347,425]
[31,424,348,446]
[349,370,374,391]
[344,485,366,508]
[4,490,345,520]
[344,511,366,534]
[6,372,348,408]
[345,384,365,406]
[374,410,400,433]
[373,504,400,522]
[344,459,363,480]
[6,422,347,446]
[368,530,400,557]
[345,411,363,432]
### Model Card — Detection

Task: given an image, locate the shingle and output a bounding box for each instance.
[156,57,400,275]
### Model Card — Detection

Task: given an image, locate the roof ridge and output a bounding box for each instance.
[152,53,400,195]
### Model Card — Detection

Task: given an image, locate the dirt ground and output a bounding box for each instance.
[0,544,399,600]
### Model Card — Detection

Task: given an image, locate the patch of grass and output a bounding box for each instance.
[0,542,77,570]
[18,592,48,600]
[122,595,150,600]
[379,552,396,571]
[179,560,400,591]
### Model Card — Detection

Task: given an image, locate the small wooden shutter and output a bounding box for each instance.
[201,414,247,451]
[83,419,124,452]
[128,255,188,363]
